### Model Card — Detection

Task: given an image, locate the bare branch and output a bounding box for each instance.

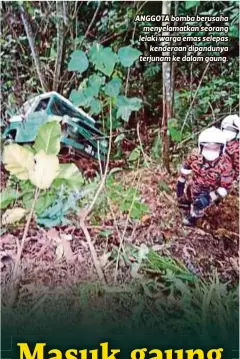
[8,188,40,307]
[137,121,151,166]
[79,1,101,47]
[79,102,113,283]
[180,63,210,134]
[114,162,142,284]
[19,5,48,92]
[53,1,65,91]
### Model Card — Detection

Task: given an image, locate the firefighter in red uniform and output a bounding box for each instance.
[176,127,234,226]
[221,114,240,181]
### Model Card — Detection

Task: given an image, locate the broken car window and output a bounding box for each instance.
[50,97,82,120]
[34,98,50,112]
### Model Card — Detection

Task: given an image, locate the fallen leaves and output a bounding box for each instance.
[141,215,151,223]
[0,165,238,297]
[46,229,74,262]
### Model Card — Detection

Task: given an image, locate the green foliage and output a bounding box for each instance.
[228,24,239,39]
[89,44,118,77]
[0,189,20,209]
[1,121,85,227]
[33,121,61,155]
[140,250,238,341]
[36,191,80,228]
[70,89,92,107]
[104,77,122,97]
[22,190,55,216]
[3,144,35,180]
[70,74,105,114]
[1,3,239,324]
[118,46,142,67]
[144,249,197,282]
[68,50,89,73]
[151,132,162,160]
[185,1,200,10]
[128,146,141,162]
[168,118,182,143]
[69,42,143,125]
[88,74,106,97]
[143,64,161,79]
[89,98,102,115]
[106,177,149,220]
[174,58,239,135]
[116,96,142,122]
[53,163,84,190]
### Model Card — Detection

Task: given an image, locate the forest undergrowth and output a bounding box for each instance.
[1,0,239,334]
[1,158,239,318]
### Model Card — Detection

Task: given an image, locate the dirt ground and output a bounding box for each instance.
[1,165,239,306]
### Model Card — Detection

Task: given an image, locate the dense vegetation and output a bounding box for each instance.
[0,1,239,327]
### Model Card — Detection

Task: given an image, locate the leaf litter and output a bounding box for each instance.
[1,166,239,306]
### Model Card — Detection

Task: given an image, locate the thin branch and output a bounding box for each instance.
[79,102,113,283]
[208,101,216,122]
[97,141,103,179]
[83,107,112,217]
[8,187,40,307]
[136,121,151,166]
[79,220,106,282]
[53,1,65,91]
[125,20,137,96]
[65,2,101,93]
[114,162,142,284]
[19,5,47,92]
[136,1,148,14]
[180,63,210,134]
[79,1,101,47]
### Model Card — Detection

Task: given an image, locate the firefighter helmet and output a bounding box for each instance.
[198,127,226,161]
[221,114,240,141]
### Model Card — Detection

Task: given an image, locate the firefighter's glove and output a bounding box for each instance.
[176,180,185,198]
[193,193,211,211]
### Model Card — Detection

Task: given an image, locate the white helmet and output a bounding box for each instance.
[198,126,226,161]
[221,114,240,141]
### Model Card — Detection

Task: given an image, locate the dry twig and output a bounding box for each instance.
[19,5,47,91]
[79,102,113,283]
[114,160,142,284]
[180,63,210,133]
[8,188,40,307]
[53,1,65,91]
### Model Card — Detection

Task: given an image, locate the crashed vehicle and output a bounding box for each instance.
[2,91,108,161]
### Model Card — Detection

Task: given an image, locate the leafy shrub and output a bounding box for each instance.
[68,43,143,125]
[1,120,84,226]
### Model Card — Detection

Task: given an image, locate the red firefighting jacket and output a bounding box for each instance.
[225,139,239,180]
[180,149,234,199]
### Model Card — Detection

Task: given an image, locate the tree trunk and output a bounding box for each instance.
[161,0,172,173]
